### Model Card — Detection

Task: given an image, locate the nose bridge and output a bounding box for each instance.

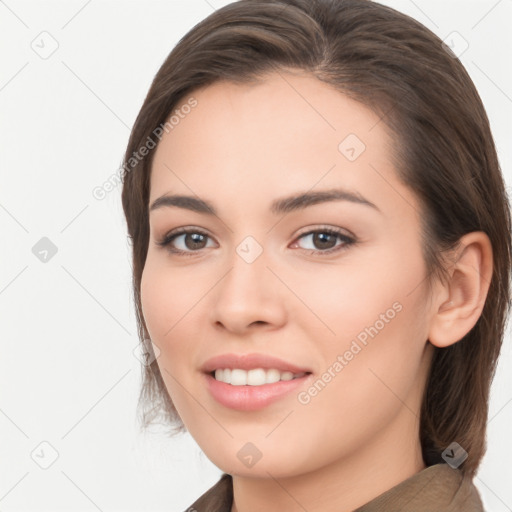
[221,237,272,303]
[210,235,286,331]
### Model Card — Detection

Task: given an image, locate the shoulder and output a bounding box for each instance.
[184,464,484,512]
[185,473,233,512]
[355,464,484,512]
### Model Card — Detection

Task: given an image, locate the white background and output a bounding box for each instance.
[1,0,511,510]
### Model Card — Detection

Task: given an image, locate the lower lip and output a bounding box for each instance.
[204,372,311,411]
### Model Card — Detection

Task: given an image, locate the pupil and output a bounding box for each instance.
[314,232,335,249]
[186,233,206,249]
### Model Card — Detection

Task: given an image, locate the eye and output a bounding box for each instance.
[156,225,356,257]
[291,227,356,255]
[156,227,216,255]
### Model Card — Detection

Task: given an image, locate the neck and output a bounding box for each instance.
[231,408,426,512]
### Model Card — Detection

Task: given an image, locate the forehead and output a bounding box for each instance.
[169,70,386,152]
[149,70,416,220]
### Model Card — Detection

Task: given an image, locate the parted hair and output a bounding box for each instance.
[121,0,511,478]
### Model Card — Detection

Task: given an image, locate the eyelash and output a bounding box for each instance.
[156,225,356,257]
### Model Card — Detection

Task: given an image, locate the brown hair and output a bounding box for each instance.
[121,0,511,478]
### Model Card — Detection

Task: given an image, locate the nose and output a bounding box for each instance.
[209,245,287,335]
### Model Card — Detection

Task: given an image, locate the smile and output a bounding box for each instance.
[213,368,308,386]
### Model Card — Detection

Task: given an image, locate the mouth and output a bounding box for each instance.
[201,353,313,411]
[210,368,310,386]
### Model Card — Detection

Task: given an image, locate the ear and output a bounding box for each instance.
[428,232,493,348]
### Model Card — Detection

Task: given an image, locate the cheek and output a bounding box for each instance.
[293,243,430,417]
[140,255,220,367]
[285,242,426,345]
[140,261,204,420]
[140,257,202,342]
[279,300,430,476]
[140,260,196,394]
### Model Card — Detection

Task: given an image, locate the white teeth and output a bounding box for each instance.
[247,368,266,385]
[213,368,306,386]
[265,368,281,383]
[231,369,247,386]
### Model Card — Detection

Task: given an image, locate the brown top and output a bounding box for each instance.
[186,463,484,512]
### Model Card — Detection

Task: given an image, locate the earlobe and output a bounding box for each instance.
[428,232,493,349]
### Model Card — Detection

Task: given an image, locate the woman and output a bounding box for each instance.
[121,0,511,510]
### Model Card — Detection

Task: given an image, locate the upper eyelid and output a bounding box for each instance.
[294,225,355,239]
[161,224,352,240]
[162,225,210,239]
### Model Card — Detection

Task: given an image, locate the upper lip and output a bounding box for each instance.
[201,353,312,374]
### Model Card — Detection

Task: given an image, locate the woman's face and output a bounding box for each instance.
[141,70,436,478]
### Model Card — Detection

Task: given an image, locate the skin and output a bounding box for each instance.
[140,70,493,512]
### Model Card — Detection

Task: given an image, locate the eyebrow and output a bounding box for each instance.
[149,188,380,216]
